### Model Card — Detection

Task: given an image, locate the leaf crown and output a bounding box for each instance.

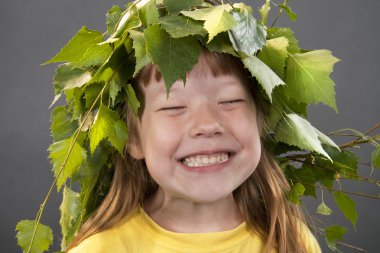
[21,1,372,252]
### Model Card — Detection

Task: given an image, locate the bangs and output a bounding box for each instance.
[137,49,249,87]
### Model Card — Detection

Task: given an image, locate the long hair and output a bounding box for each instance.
[67,50,308,253]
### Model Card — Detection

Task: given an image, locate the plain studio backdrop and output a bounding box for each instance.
[0,0,379,252]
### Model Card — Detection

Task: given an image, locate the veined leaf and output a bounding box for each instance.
[106,5,125,35]
[333,192,358,226]
[242,56,284,102]
[278,4,297,21]
[107,5,141,42]
[138,0,159,27]
[288,182,305,204]
[259,0,271,25]
[316,201,333,215]
[284,50,340,111]
[206,32,237,56]
[295,165,317,197]
[89,103,129,155]
[258,37,289,79]
[53,64,92,95]
[48,137,87,191]
[44,27,104,64]
[182,5,237,43]
[371,146,380,168]
[144,24,201,93]
[60,187,82,249]
[125,84,140,115]
[109,76,124,107]
[16,220,53,253]
[228,7,266,56]
[50,106,78,142]
[73,44,113,68]
[89,36,134,86]
[325,225,347,252]
[275,113,331,159]
[267,27,300,53]
[129,30,152,77]
[163,0,203,14]
[159,15,207,38]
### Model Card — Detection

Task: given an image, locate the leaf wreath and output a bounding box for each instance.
[16,0,380,253]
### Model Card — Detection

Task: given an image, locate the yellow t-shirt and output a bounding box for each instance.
[68,207,321,253]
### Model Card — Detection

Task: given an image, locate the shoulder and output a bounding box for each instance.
[67,211,142,253]
[300,222,322,253]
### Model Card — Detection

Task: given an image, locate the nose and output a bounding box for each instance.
[189,104,225,138]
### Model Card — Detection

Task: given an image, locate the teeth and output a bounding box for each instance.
[182,153,229,167]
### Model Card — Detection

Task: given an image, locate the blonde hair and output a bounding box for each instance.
[67,50,308,253]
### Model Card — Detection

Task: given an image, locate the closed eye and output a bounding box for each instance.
[220,99,245,105]
[159,106,186,111]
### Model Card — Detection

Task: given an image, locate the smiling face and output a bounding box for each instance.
[131,52,262,204]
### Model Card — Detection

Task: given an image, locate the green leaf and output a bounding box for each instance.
[259,0,271,25]
[206,32,237,56]
[60,187,82,249]
[258,37,289,79]
[284,50,340,111]
[73,44,113,68]
[324,146,359,178]
[109,77,124,107]
[316,201,333,215]
[44,27,104,64]
[53,64,92,95]
[275,113,331,159]
[278,4,297,21]
[106,5,125,35]
[125,84,140,115]
[159,15,207,38]
[50,106,78,142]
[182,5,237,43]
[267,27,300,53]
[106,5,141,42]
[228,8,266,56]
[16,220,53,253]
[325,225,347,252]
[288,182,305,204]
[144,24,201,93]
[138,0,159,27]
[371,146,380,168]
[89,103,129,155]
[242,56,285,102]
[163,0,203,14]
[129,30,152,77]
[333,192,358,226]
[294,165,317,197]
[88,36,134,88]
[48,137,87,191]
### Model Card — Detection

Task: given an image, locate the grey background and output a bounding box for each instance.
[0,0,379,252]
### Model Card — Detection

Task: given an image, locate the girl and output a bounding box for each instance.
[66,49,321,253]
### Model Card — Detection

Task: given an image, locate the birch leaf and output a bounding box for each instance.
[16,220,53,253]
[182,5,237,43]
[242,56,284,102]
[89,103,129,155]
[284,50,340,111]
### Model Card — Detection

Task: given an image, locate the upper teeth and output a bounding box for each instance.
[182,153,229,167]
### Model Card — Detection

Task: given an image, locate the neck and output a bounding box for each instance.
[143,188,243,233]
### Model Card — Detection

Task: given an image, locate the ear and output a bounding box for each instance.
[128,142,144,160]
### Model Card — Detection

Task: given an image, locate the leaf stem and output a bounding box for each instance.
[27,50,134,253]
[300,181,380,200]
[314,227,367,252]
[270,0,289,28]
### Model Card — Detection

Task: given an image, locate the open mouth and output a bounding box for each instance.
[180,152,233,168]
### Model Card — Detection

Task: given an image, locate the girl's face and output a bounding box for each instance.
[132,60,261,204]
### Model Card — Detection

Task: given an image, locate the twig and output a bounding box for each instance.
[314,228,367,252]
[299,182,380,200]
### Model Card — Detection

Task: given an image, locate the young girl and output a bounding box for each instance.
[66,49,321,253]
